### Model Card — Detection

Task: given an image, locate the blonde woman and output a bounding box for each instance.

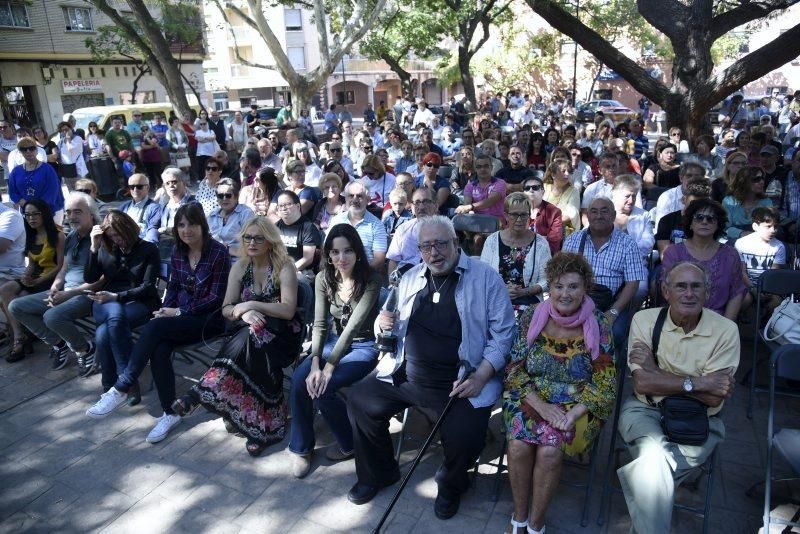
[543,158,581,236]
[172,216,304,457]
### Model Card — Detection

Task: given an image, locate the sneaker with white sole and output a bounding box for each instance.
[77,341,97,378]
[51,342,70,370]
[146,412,181,443]
[85,387,128,419]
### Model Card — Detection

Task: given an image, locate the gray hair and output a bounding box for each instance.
[344,180,368,196]
[417,215,456,239]
[679,161,706,178]
[613,174,641,195]
[66,191,100,223]
[161,166,187,184]
[663,261,711,289]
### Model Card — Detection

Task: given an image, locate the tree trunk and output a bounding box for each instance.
[131,68,145,104]
[380,53,414,99]
[458,46,477,106]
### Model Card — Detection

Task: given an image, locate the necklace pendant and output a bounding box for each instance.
[26,187,36,196]
[432,291,440,304]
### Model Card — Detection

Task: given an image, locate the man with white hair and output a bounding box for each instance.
[345,215,515,519]
[328,181,388,272]
[8,192,104,372]
[257,138,282,174]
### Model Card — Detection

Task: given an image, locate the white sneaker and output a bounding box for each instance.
[146,412,181,443]
[85,387,128,419]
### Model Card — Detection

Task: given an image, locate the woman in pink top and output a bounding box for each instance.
[455,154,507,224]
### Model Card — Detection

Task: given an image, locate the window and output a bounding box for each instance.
[115,67,120,77]
[118,91,156,105]
[0,2,30,28]
[287,47,305,70]
[88,67,94,77]
[63,6,93,32]
[593,89,613,101]
[123,67,129,77]
[62,68,69,78]
[100,67,106,77]
[76,68,82,78]
[284,8,302,31]
[336,91,355,105]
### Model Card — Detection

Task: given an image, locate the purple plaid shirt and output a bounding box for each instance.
[164,238,231,315]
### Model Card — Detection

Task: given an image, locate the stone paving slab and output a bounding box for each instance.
[0,337,798,533]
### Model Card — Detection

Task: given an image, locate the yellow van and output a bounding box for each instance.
[67,102,202,133]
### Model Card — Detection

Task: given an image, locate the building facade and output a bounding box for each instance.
[0,0,204,132]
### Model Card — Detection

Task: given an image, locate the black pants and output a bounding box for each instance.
[347,371,491,496]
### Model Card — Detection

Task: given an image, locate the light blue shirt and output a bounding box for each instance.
[328,210,388,263]
[126,120,143,148]
[208,203,254,251]
[374,253,515,408]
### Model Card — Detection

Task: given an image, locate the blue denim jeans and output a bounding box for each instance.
[92,301,152,390]
[289,338,377,455]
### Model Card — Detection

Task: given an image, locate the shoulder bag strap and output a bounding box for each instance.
[527,236,537,287]
[645,306,669,406]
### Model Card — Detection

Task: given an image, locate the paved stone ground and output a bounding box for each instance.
[0,324,799,534]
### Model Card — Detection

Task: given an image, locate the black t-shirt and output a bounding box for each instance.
[404,271,462,390]
[277,217,321,263]
[647,164,680,188]
[655,209,686,245]
[496,165,535,185]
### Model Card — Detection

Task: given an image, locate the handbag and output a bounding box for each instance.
[60,163,78,179]
[647,307,709,446]
[511,236,541,306]
[176,156,191,168]
[763,296,800,345]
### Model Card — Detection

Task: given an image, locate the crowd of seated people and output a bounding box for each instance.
[6,90,800,532]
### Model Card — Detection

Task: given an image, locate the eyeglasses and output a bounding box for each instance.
[412,199,434,207]
[277,203,297,210]
[523,185,543,192]
[216,193,234,200]
[24,211,42,218]
[20,146,37,152]
[128,184,148,190]
[418,239,452,254]
[206,166,220,172]
[331,136,341,140]
[242,234,267,244]
[692,213,718,224]
[199,123,207,126]
[507,212,529,220]
[330,148,342,153]
[425,163,440,168]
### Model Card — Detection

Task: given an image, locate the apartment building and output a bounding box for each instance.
[0,0,204,132]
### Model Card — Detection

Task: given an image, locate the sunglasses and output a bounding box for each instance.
[75,188,93,195]
[524,185,543,192]
[128,184,148,190]
[330,148,342,153]
[216,193,234,200]
[20,146,37,152]
[425,163,440,168]
[206,166,220,172]
[692,213,718,224]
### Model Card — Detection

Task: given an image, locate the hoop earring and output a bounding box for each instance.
[327,257,334,265]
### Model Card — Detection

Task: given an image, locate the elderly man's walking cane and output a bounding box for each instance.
[371,360,477,534]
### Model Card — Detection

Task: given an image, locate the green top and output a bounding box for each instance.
[104,128,132,156]
[311,271,381,366]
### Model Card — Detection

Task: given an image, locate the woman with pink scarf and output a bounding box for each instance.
[502,252,616,534]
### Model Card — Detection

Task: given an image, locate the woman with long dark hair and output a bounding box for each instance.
[1,199,65,361]
[171,216,304,456]
[239,166,282,218]
[527,132,547,171]
[289,224,381,478]
[85,204,232,445]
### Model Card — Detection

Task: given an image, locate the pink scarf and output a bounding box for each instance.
[526,296,601,360]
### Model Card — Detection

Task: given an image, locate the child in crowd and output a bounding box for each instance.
[736,206,786,314]
[382,189,412,244]
[118,150,135,179]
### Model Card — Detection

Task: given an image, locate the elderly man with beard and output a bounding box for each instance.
[328,181,388,272]
[8,192,105,372]
[345,215,515,519]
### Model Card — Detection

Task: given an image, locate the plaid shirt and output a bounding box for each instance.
[563,228,647,294]
[163,238,231,315]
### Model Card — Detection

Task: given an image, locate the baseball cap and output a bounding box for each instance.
[760,145,779,156]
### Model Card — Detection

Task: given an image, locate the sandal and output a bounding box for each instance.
[246,439,266,457]
[5,336,33,363]
[507,516,528,534]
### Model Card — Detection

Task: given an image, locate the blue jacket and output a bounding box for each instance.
[119,198,162,243]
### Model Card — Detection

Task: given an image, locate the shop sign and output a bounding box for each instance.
[62,79,103,94]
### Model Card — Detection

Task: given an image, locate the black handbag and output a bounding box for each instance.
[60,163,78,179]
[578,230,617,312]
[647,307,709,446]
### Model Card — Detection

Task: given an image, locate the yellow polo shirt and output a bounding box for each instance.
[627,307,740,416]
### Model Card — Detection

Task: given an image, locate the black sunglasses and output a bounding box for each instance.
[693,213,718,223]
[216,193,234,200]
[128,184,147,190]
[75,188,93,195]
[20,146,37,152]
[425,163,440,168]
[206,166,220,172]
[524,184,543,192]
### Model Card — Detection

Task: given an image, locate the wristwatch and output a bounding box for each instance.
[608,308,619,317]
[682,377,694,393]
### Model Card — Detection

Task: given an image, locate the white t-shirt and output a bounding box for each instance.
[0,203,27,280]
[735,233,786,282]
[360,173,396,209]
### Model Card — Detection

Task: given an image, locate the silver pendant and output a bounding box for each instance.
[432,291,440,304]
[26,187,36,196]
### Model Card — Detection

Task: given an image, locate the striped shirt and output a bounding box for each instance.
[563,228,648,293]
[329,210,388,263]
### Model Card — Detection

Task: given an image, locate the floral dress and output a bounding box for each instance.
[503,306,616,456]
[192,262,303,446]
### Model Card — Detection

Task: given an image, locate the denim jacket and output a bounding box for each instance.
[374,253,515,407]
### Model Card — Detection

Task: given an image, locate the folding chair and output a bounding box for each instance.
[643,186,667,212]
[763,343,800,532]
[746,269,800,419]
[452,213,500,256]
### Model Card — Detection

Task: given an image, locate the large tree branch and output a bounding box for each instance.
[699,22,800,109]
[526,0,669,103]
[314,0,332,71]
[710,0,799,40]
[636,0,690,39]
[211,0,278,71]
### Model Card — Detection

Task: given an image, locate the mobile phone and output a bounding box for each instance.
[82,290,95,294]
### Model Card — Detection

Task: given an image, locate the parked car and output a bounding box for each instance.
[576,100,637,123]
[707,95,771,131]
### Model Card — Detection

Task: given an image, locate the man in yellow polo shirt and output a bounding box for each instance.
[617,261,739,533]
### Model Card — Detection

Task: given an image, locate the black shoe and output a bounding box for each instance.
[77,341,97,378]
[51,342,70,370]
[434,490,460,520]
[347,473,400,505]
[127,381,141,407]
